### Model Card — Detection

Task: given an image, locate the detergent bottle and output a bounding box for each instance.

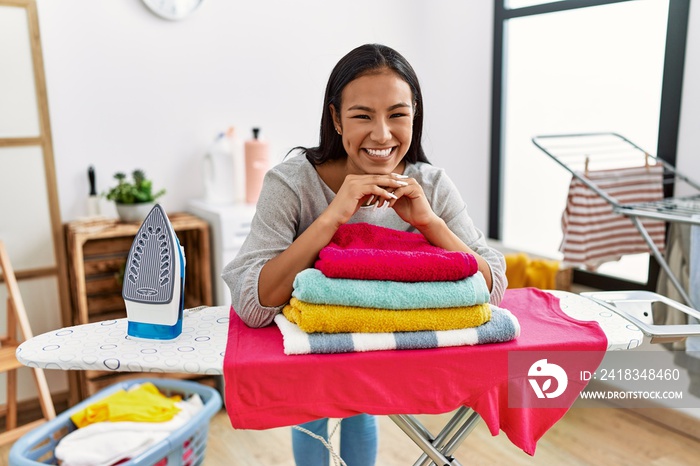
[227,126,246,204]
[244,127,270,205]
[202,132,236,204]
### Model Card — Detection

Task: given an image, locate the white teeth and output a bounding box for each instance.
[366,148,393,157]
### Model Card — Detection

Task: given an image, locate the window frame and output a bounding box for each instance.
[489,0,690,290]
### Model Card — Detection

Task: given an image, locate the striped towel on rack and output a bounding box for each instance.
[560,165,666,269]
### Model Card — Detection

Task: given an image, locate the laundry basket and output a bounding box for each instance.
[9,378,222,466]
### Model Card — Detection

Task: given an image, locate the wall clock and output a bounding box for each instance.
[142,0,205,21]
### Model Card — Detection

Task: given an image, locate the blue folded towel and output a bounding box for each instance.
[292,268,491,310]
[274,305,520,355]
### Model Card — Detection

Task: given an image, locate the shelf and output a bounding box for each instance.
[0,344,23,373]
[63,212,215,398]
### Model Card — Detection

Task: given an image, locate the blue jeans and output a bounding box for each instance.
[292,414,378,466]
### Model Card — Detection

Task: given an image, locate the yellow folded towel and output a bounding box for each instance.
[282,297,491,334]
[70,382,182,428]
[505,253,560,290]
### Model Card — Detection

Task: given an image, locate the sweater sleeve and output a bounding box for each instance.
[221,168,301,328]
[427,168,508,305]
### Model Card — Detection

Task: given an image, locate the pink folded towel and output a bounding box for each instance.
[315,223,478,282]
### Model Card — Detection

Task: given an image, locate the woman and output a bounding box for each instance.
[223,43,506,466]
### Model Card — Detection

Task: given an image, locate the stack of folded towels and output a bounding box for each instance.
[274,223,520,355]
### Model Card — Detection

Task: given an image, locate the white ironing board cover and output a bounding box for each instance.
[15,291,642,373]
[16,305,228,374]
[548,290,643,350]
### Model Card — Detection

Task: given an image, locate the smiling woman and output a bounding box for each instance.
[329,70,414,176]
[221,43,507,466]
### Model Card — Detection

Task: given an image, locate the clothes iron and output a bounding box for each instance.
[123,204,185,339]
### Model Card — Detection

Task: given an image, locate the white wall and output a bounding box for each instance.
[37,0,493,231]
[411,1,494,224]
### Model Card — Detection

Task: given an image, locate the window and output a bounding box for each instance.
[490,0,689,289]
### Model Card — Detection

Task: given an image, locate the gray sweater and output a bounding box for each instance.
[222,154,507,328]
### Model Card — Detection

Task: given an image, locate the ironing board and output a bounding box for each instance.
[15,291,641,376]
[16,290,651,466]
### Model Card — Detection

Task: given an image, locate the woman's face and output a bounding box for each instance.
[331,68,414,175]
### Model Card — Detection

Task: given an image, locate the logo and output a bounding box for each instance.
[528,359,568,399]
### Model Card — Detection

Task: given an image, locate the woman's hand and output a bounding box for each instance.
[321,173,410,227]
[387,174,439,228]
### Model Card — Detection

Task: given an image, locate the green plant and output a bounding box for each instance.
[104,169,166,204]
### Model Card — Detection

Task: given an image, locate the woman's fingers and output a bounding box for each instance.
[347,173,435,227]
[342,173,415,209]
[386,176,418,201]
[363,188,398,207]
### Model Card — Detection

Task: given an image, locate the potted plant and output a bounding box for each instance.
[105,169,166,222]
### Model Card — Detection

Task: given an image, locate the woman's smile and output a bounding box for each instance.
[364,147,396,159]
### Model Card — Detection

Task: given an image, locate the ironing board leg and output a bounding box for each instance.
[389,414,455,465]
[414,407,472,466]
[401,412,436,441]
[439,409,482,459]
[389,407,481,466]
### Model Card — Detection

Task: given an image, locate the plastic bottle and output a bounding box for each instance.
[244,127,270,205]
[202,132,236,204]
[227,126,246,204]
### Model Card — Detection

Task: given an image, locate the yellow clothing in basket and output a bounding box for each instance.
[71,382,182,428]
[505,253,560,290]
[282,297,491,334]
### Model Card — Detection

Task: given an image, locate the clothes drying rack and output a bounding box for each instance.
[532,132,700,310]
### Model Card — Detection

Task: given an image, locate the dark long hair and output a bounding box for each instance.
[298,44,429,165]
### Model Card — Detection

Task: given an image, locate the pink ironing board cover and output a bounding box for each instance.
[223,288,607,455]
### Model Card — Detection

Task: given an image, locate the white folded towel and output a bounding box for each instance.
[274,304,520,355]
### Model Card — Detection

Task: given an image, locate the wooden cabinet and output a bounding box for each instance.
[64,213,215,398]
